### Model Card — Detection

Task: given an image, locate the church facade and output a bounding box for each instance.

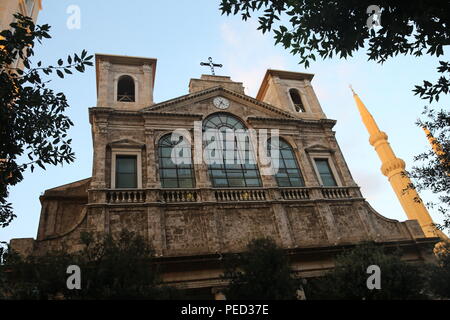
[11,54,438,298]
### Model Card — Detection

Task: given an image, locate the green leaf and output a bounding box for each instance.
[37,161,46,170]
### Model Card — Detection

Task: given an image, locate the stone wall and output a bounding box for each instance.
[22,189,431,258]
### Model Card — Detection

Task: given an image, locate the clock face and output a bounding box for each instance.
[213,97,230,110]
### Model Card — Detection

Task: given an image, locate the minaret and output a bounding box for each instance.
[351,87,439,238]
[423,126,449,176]
[423,126,449,160]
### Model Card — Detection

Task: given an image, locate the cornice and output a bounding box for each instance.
[142,86,296,119]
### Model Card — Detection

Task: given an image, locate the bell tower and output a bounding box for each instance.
[95,54,157,110]
[256,69,327,119]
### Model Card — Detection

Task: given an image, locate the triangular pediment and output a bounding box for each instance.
[304,143,334,153]
[141,86,296,120]
[108,139,145,149]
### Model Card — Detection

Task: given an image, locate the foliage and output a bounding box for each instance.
[410,62,450,227]
[222,238,300,300]
[0,230,180,300]
[0,14,92,227]
[427,241,450,299]
[219,0,449,67]
[304,242,428,300]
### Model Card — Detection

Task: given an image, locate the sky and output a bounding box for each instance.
[2,0,449,242]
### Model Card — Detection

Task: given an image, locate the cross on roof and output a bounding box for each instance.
[200,57,223,75]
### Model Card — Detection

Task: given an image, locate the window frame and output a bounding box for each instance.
[158,134,196,189]
[111,149,142,189]
[288,88,306,113]
[268,138,305,187]
[310,155,341,187]
[114,74,138,103]
[203,113,263,188]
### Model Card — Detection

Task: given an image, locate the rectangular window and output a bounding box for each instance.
[116,155,137,188]
[314,158,337,187]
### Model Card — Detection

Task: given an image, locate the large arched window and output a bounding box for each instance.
[158,134,195,188]
[203,113,262,187]
[289,88,305,112]
[117,75,135,102]
[268,138,305,187]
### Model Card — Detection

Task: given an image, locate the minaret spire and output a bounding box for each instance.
[422,126,449,176]
[351,88,441,238]
[423,126,447,158]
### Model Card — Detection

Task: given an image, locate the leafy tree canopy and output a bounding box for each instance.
[219,0,449,67]
[428,241,450,299]
[0,14,92,227]
[0,230,180,300]
[223,238,301,300]
[411,63,449,223]
[304,242,428,300]
[411,113,449,225]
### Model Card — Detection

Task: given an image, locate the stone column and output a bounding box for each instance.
[142,64,153,105]
[272,204,294,248]
[255,128,278,190]
[147,207,165,255]
[192,124,216,202]
[353,202,377,241]
[90,112,109,190]
[97,61,111,107]
[144,126,158,188]
[303,79,327,118]
[316,204,339,245]
[326,132,355,187]
[294,136,319,187]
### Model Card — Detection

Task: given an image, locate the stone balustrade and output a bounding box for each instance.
[107,189,146,203]
[101,186,358,204]
[280,188,310,200]
[321,187,352,199]
[160,189,198,203]
[214,188,266,202]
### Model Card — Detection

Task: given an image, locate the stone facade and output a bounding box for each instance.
[0,0,41,31]
[11,54,438,298]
